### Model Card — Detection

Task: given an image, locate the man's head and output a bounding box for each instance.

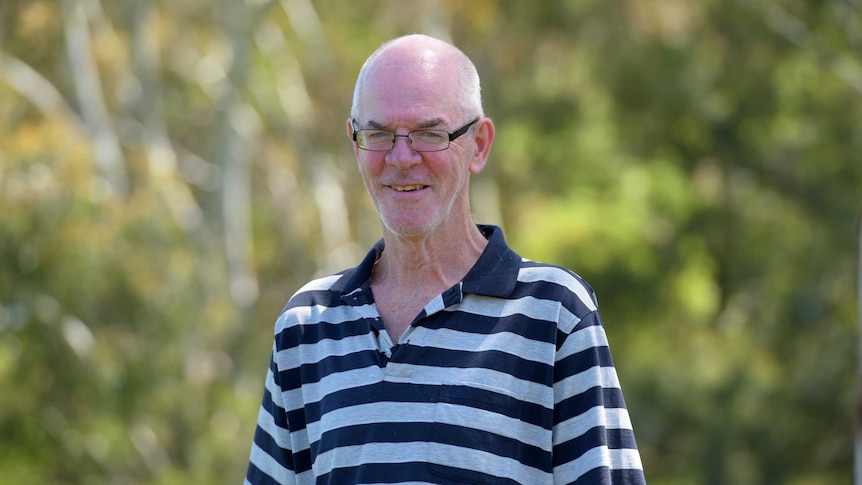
[347,35,495,240]
[350,35,484,122]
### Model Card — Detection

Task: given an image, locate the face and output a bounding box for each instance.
[348,46,492,240]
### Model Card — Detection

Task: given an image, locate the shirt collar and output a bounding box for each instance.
[336,224,521,300]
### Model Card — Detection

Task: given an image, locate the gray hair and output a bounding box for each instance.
[350,35,484,122]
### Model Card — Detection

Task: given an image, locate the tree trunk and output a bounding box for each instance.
[60,0,129,195]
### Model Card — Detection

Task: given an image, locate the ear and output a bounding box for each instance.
[468,117,495,174]
[346,118,361,159]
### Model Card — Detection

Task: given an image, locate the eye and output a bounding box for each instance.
[364,130,391,141]
[414,130,446,141]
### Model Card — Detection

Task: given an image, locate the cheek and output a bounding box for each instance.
[357,156,380,181]
[357,158,390,202]
[447,156,473,186]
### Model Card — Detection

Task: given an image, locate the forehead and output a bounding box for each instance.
[356,48,460,125]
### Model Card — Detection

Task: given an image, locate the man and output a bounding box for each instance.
[245,34,645,484]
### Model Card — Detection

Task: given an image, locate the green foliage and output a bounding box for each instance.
[1,0,859,484]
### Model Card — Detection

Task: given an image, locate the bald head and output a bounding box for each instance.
[350,35,484,122]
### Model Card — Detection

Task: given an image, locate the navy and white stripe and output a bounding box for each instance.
[246,225,645,484]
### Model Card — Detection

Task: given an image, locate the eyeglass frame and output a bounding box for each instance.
[351,117,481,152]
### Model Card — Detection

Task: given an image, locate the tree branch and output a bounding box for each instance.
[60,0,130,195]
[0,51,86,133]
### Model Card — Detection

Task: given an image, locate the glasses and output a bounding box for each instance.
[352,117,480,152]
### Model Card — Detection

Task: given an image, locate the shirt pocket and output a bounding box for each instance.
[428,382,524,484]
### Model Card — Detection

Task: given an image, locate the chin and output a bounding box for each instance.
[383,223,432,239]
[381,215,442,239]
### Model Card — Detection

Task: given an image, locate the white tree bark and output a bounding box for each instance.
[215,0,262,308]
[0,51,85,133]
[128,0,206,235]
[60,0,129,195]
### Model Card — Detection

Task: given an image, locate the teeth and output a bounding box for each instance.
[392,185,423,191]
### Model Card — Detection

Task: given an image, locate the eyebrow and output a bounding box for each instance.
[364,118,446,130]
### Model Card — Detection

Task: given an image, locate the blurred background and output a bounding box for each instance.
[1,0,860,483]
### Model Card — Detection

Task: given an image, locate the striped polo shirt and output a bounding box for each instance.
[245,225,645,484]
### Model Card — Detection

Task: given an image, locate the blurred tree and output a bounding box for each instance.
[0,0,858,484]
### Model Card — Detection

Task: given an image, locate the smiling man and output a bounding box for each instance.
[245,34,646,484]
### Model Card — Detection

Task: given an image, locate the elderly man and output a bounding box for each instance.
[245,34,645,484]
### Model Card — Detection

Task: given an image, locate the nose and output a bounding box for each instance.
[385,134,421,167]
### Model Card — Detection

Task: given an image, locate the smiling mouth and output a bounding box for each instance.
[390,185,426,192]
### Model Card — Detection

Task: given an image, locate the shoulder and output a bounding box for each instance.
[283,271,348,309]
[515,259,601,332]
[273,268,357,333]
[517,259,598,308]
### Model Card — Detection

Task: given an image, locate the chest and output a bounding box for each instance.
[288,303,560,404]
[297,325,557,439]
[281,300,563,473]
[371,282,440,342]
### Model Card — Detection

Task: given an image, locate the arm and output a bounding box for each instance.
[245,348,298,485]
[552,311,646,484]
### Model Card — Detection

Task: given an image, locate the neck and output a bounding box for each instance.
[375,222,488,290]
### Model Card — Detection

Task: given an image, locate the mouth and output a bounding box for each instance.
[389,184,427,192]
